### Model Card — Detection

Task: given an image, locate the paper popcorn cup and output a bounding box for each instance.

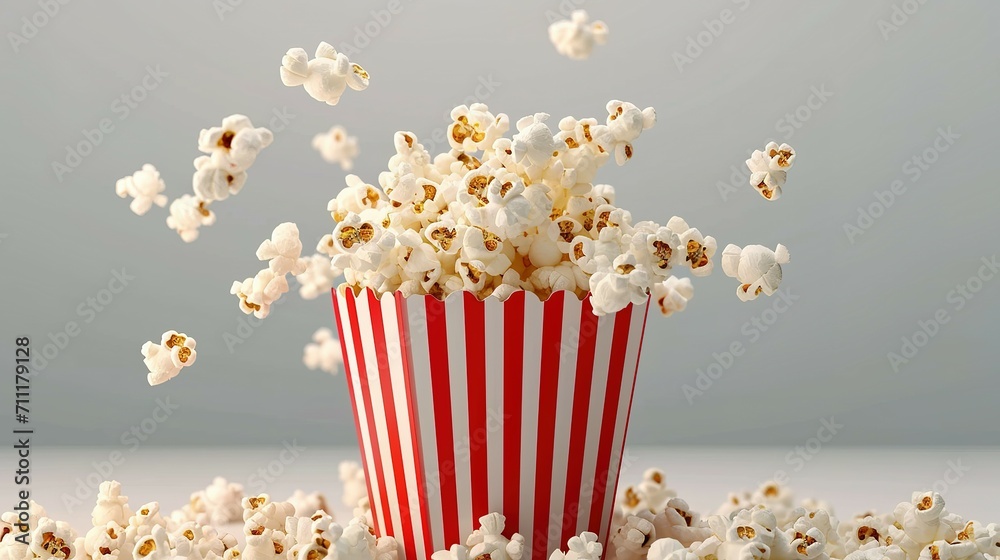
[331,287,650,560]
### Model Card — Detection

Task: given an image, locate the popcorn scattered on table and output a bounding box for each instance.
[313,126,360,170]
[116,164,168,216]
[303,328,343,375]
[280,42,370,106]
[231,222,304,319]
[3,473,998,560]
[549,10,609,60]
[294,254,339,300]
[720,244,789,302]
[746,142,796,201]
[141,330,197,386]
[283,100,772,316]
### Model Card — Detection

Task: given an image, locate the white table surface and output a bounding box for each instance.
[6,446,998,533]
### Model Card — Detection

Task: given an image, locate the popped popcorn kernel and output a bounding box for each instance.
[115,164,168,216]
[280,42,369,106]
[548,10,609,60]
[313,126,359,170]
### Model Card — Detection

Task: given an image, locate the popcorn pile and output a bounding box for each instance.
[3,469,996,560]
[170,115,274,242]
[230,223,306,320]
[745,142,796,201]
[549,10,609,60]
[307,99,786,316]
[280,42,370,106]
[303,328,344,376]
[313,126,360,171]
[116,165,168,216]
[608,472,999,560]
[141,330,197,386]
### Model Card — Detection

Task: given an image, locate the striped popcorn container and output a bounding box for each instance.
[331,287,650,560]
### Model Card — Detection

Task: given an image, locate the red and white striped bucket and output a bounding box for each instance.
[331,287,649,560]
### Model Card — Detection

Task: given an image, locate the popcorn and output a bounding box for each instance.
[198,115,273,173]
[192,156,247,202]
[339,461,368,511]
[167,195,216,243]
[280,42,369,106]
[199,478,244,526]
[465,513,524,560]
[284,491,330,518]
[231,268,290,320]
[603,101,656,166]
[295,254,339,300]
[256,223,308,277]
[258,101,791,317]
[720,244,789,302]
[610,513,655,560]
[620,469,678,515]
[652,499,712,547]
[548,10,609,60]
[745,143,795,201]
[550,532,603,560]
[30,518,76,559]
[313,126,359,170]
[651,277,694,317]
[303,328,344,375]
[92,481,132,527]
[116,164,168,216]
[141,331,197,387]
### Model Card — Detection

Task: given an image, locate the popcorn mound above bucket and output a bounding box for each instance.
[3,470,996,560]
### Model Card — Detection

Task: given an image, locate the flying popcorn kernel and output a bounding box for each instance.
[256,222,308,277]
[167,194,216,243]
[548,10,609,60]
[745,142,796,201]
[720,244,789,301]
[303,328,343,375]
[651,276,694,317]
[198,114,273,173]
[313,125,360,170]
[192,155,247,202]
[115,164,168,216]
[231,268,289,320]
[141,331,197,386]
[280,42,369,106]
[295,253,339,300]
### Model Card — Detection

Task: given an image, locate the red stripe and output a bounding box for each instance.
[426,296,460,547]
[368,291,416,560]
[346,290,395,537]
[464,292,490,522]
[396,293,434,559]
[502,291,526,537]
[603,300,650,542]
[532,292,566,560]
[587,304,633,534]
[332,289,380,534]
[561,296,600,546]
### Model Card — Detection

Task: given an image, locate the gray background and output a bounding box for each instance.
[1,0,998,450]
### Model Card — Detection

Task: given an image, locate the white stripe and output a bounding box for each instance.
[382,296,424,560]
[445,295,473,543]
[575,309,616,535]
[599,303,648,542]
[547,295,582,548]
[357,293,403,540]
[406,297,444,551]
[519,295,544,549]
[484,297,505,515]
[338,292,386,537]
